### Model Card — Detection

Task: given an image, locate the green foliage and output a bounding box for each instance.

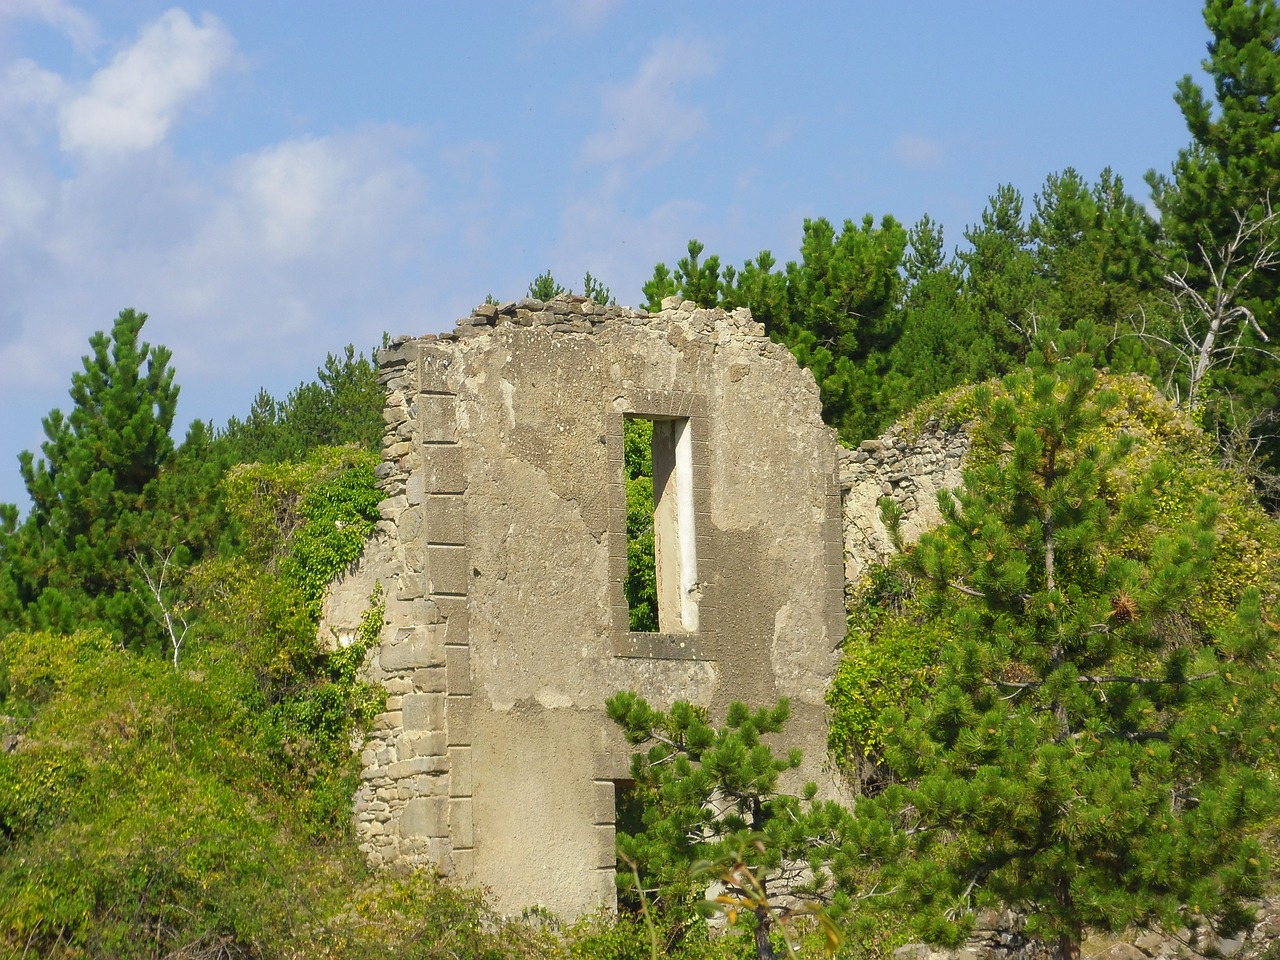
[1,629,287,956]
[607,692,899,960]
[221,343,384,464]
[0,624,554,958]
[865,325,1280,960]
[0,309,184,650]
[1150,0,1280,290]
[642,262,678,312]
[0,442,399,957]
[529,269,568,300]
[826,564,949,768]
[643,178,1160,451]
[624,418,659,632]
[207,446,386,803]
[566,908,755,960]
[282,456,384,621]
[526,269,617,306]
[583,271,617,306]
[1147,0,1280,479]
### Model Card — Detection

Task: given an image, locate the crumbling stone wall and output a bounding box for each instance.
[839,420,969,584]
[325,295,846,919]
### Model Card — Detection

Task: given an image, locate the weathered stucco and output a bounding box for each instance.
[325,294,846,918]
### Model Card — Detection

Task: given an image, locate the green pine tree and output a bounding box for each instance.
[1149,0,1280,301]
[607,692,897,960]
[876,325,1279,960]
[1,310,180,648]
[645,216,909,443]
[220,344,383,464]
[527,269,566,301]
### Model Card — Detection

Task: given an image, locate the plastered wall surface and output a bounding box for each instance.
[324,295,847,919]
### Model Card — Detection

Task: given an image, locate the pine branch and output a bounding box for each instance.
[988,671,1215,691]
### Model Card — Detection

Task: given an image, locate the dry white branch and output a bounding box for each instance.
[134,546,191,669]
[1126,199,1280,406]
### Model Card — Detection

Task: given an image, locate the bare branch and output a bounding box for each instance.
[988,671,1215,692]
[1157,198,1280,405]
[133,547,191,669]
[1075,671,1216,686]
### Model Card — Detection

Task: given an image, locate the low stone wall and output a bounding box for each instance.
[839,420,969,585]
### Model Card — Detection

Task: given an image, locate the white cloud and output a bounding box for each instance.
[179,129,428,309]
[0,0,98,52]
[2,57,65,110]
[892,133,945,170]
[18,128,427,378]
[59,8,234,155]
[580,36,719,172]
[550,0,622,31]
[232,136,392,260]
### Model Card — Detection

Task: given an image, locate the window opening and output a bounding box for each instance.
[624,415,697,633]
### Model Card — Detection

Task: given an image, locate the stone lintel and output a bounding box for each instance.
[613,632,703,660]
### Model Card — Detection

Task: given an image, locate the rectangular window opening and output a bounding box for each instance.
[624,415,698,633]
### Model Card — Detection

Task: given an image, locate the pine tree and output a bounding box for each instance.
[959,184,1042,366]
[878,325,1279,960]
[1149,0,1280,301]
[1,309,179,646]
[644,216,909,443]
[607,692,897,960]
[220,344,383,464]
[527,269,566,301]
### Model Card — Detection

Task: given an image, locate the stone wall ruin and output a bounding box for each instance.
[320,301,1280,955]
[325,294,854,919]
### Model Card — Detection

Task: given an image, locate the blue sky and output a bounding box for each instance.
[1,1,1211,510]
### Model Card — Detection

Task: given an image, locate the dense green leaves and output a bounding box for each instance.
[623,418,659,632]
[527,269,617,306]
[1148,0,1280,478]
[0,444,392,957]
[858,328,1280,960]
[642,169,1166,451]
[608,692,899,960]
[221,343,384,464]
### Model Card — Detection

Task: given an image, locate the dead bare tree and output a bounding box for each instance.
[1126,199,1280,406]
[1131,200,1280,407]
[134,547,191,669]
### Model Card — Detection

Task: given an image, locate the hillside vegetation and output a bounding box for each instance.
[2,3,1280,958]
